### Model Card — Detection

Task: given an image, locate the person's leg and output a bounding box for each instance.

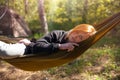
[0,41,26,59]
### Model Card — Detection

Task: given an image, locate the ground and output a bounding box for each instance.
[0,48,120,80]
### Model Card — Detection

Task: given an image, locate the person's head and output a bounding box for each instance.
[67,24,96,43]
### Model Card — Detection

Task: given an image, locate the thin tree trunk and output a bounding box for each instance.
[24,0,28,14]
[82,0,88,23]
[38,0,48,34]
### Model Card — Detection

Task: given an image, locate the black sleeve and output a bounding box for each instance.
[26,31,63,54]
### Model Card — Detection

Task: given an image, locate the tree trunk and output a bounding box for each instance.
[38,0,48,34]
[82,0,88,23]
[24,0,28,14]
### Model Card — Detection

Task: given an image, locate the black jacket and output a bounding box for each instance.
[24,30,68,55]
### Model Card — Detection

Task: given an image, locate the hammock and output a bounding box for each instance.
[1,12,120,71]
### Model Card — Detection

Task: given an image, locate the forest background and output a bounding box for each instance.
[0,0,120,80]
[1,0,120,37]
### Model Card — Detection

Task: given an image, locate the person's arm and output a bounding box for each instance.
[19,31,79,53]
[20,31,62,54]
[58,43,79,52]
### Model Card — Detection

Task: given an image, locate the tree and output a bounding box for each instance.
[24,0,28,14]
[38,0,48,34]
[82,0,88,23]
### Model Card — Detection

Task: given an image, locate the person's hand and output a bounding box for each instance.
[19,39,31,46]
[59,43,79,52]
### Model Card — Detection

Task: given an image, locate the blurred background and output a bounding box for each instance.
[0,0,120,80]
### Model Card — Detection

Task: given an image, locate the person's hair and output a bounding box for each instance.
[67,24,96,37]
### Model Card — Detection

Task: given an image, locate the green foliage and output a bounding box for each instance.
[6,0,120,37]
[29,20,40,29]
[47,0,85,31]
[0,0,6,5]
[93,36,119,48]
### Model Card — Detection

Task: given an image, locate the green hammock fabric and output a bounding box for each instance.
[1,12,120,71]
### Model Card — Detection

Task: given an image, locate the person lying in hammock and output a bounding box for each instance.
[0,24,96,59]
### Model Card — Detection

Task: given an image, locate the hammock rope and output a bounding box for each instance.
[95,12,120,30]
[0,12,120,71]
